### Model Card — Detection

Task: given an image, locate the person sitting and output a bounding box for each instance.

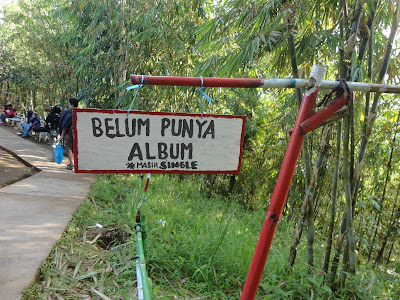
[17,110,33,134]
[0,105,5,124]
[21,112,41,138]
[0,104,16,125]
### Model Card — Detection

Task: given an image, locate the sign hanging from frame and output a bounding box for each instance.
[73,108,246,174]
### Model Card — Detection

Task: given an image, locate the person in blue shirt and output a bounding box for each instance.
[21,112,40,138]
[17,110,33,134]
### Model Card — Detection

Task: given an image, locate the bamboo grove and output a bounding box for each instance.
[1,0,399,296]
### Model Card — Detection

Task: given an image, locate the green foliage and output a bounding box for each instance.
[24,174,400,299]
[2,0,400,298]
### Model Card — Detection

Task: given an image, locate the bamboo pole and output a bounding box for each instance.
[368,108,399,260]
[375,184,400,265]
[323,121,342,276]
[283,0,312,191]
[342,103,356,275]
[131,75,400,93]
[288,125,332,267]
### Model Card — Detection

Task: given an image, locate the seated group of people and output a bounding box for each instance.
[0,104,17,124]
[18,105,62,139]
[1,98,78,170]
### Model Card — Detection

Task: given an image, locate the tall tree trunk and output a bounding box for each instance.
[323,121,342,276]
[334,0,364,279]
[332,0,398,283]
[283,0,312,190]
[330,210,346,284]
[357,1,377,64]
[375,183,400,265]
[30,89,36,111]
[340,0,364,79]
[118,0,127,99]
[106,0,118,102]
[342,100,356,274]
[385,233,397,265]
[351,1,399,200]
[368,109,400,260]
[288,126,332,266]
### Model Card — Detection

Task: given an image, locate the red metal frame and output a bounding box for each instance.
[299,93,352,134]
[240,65,325,299]
[128,66,363,299]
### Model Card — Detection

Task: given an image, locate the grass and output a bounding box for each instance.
[22,174,399,299]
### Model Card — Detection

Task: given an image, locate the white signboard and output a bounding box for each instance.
[73,109,245,174]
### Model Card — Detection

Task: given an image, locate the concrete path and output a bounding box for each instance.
[0,126,95,300]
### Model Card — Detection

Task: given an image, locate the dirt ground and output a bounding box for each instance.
[0,125,46,187]
[0,148,33,187]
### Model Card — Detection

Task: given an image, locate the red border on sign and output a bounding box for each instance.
[73,108,246,174]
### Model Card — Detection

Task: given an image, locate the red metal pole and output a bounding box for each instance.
[299,93,352,134]
[131,74,400,93]
[131,75,265,88]
[144,173,151,192]
[240,65,327,300]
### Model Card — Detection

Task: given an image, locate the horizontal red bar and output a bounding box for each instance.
[131,75,400,93]
[131,75,264,88]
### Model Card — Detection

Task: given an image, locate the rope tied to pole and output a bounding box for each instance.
[126,75,144,116]
[317,79,350,107]
[199,76,214,118]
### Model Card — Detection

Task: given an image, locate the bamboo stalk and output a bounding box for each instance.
[288,125,332,267]
[375,183,400,265]
[368,109,400,260]
[342,107,356,274]
[283,0,312,190]
[323,121,342,276]
[351,0,399,199]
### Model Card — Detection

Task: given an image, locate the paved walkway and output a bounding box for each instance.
[0,126,95,300]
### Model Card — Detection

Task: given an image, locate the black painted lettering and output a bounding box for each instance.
[114,118,125,137]
[170,162,180,168]
[181,143,193,159]
[191,161,198,169]
[138,118,150,136]
[105,118,115,138]
[161,118,170,136]
[92,118,103,137]
[125,118,136,137]
[128,143,143,160]
[160,161,167,169]
[145,143,156,159]
[170,143,179,159]
[202,120,215,139]
[196,120,208,138]
[182,119,194,138]
[158,143,168,159]
[171,119,182,136]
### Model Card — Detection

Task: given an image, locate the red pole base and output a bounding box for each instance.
[240,65,326,300]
